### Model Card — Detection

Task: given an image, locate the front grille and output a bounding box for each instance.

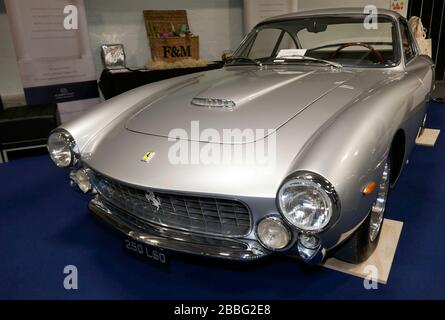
[92,174,251,236]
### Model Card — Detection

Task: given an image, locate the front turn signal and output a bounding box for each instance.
[362,181,377,195]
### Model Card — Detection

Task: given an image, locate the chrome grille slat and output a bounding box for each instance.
[92,174,251,236]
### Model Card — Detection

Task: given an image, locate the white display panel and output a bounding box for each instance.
[5,0,100,122]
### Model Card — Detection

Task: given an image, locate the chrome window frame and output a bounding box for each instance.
[231,13,403,69]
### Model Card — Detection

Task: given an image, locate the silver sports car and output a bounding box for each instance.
[47,8,433,264]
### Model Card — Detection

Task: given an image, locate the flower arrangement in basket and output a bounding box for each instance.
[408,16,432,58]
[143,10,204,68]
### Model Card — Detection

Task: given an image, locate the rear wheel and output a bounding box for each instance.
[333,157,391,264]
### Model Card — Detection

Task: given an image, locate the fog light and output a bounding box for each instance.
[297,233,321,262]
[70,169,92,193]
[256,217,291,250]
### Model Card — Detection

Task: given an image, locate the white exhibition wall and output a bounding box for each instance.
[0,0,404,106]
[0,1,24,104]
[0,0,244,103]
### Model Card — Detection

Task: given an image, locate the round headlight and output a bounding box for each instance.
[47,131,78,168]
[256,217,291,250]
[278,173,337,232]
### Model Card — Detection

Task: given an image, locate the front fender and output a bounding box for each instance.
[288,71,425,249]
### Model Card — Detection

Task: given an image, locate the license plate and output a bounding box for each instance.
[123,238,169,268]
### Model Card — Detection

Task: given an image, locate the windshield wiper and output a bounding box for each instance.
[273,55,343,69]
[226,57,263,67]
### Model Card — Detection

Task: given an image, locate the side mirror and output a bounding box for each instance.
[222,50,234,62]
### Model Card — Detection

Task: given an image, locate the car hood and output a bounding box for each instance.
[81,67,399,197]
[125,67,355,144]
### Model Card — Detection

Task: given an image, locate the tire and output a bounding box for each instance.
[333,156,391,264]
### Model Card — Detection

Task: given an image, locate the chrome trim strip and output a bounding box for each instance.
[89,196,268,261]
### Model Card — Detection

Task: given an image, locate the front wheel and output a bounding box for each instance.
[333,157,391,264]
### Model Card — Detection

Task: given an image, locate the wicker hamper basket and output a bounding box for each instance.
[143,10,199,62]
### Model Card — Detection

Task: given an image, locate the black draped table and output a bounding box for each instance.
[98,62,224,100]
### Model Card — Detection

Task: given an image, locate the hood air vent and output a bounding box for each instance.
[191,97,236,109]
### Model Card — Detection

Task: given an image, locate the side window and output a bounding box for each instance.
[248,28,283,59]
[400,20,417,61]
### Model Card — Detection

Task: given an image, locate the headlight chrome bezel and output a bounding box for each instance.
[277,171,340,234]
[47,129,80,168]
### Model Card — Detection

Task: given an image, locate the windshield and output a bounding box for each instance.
[228,15,400,68]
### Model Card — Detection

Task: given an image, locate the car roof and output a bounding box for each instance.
[261,7,402,24]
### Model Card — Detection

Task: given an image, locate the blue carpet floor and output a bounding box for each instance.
[1,102,445,299]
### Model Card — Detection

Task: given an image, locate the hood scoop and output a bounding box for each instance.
[191,97,236,109]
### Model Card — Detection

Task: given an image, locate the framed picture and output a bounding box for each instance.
[101,44,126,69]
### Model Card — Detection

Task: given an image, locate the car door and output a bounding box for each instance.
[401,17,434,152]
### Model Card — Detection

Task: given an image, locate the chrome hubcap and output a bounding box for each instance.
[369,160,390,242]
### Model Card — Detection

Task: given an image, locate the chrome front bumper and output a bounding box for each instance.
[89,196,269,261]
